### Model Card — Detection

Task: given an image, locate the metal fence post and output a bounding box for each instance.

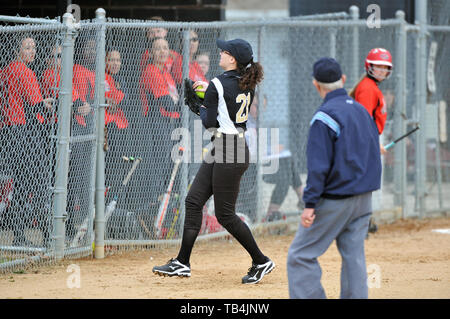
[350,5,360,85]
[329,28,337,59]
[94,8,107,258]
[52,12,77,260]
[415,0,428,217]
[394,10,408,216]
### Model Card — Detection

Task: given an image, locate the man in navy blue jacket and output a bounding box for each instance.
[287,57,382,299]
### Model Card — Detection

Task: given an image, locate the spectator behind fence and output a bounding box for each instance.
[139,16,181,75]
[104,48,130,213]
[64,37,97,245]
[195,51,211,81]
[105,48,128,132]
[139,37,180,119]
[139,37,181,224]
[40,45,88,123]
[171,30,207,85]
[72,38,96,132]
[0,36,54,247]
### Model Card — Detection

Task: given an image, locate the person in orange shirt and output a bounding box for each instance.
[349,48,393,237]
[139,16,181,75]
[62,37,98,244]
[349,48,393,155]
[139,37,181,225]
[171,30,207,85]
[40,45,89,124]
[105,49,128,131]
[195,51,211,81]
[1,37,54,246]
[2,38,53,126]
[104,48,131,221]
[139,37,180,120]
[72,38,96,132]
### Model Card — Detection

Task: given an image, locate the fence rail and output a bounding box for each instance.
[1,4,449,273]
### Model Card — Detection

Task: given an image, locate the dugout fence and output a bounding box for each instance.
[1,3,449,273]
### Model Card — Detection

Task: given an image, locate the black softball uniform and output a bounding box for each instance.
[176,70,267,266]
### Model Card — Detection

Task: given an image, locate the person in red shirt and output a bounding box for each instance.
[171,30,207,85]
[1,37,54,246]
[195,51,211,81]
[349,48,393,155]
[139,37,182,225]
[140,37,180,120]
[139,16,181,75]
[72,38,96,132]
[349,48,393,237]
[40,45,89,124]
[62,37,98,243]
[105,49,128,130]
[103,48,132,222]
[2,38,53,126]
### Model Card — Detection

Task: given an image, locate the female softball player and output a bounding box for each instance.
[349,47,393,155]
[349,48,393,236]
[153,38,275,284]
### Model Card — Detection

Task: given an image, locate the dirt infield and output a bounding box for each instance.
[1,217,449,299]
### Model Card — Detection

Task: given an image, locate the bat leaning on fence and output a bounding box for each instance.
[155,147,185,239]
[70,156,142,248]
[384,125,420,151]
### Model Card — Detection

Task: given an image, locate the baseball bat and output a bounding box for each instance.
[138,215,153,238]
[166,206,180,240]
[155,146,184,238]
[384,126,420,150]
[104,156,142,221]
[70,156,141,248]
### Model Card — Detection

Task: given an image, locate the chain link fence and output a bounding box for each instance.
[0,18,64,270]
[1,4,449,273]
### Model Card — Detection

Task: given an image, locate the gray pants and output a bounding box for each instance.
[287,192,372,299]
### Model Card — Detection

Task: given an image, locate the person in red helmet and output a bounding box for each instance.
[350,48,393,155]
[349,48,393,237]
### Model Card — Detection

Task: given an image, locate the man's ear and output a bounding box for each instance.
[312,79,320,92]
[341,74,346,85]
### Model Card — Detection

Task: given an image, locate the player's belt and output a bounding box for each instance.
[214,131,245,139]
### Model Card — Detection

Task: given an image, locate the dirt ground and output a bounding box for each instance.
[1,217,449,299]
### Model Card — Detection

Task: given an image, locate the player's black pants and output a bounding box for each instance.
[177,132,267,265]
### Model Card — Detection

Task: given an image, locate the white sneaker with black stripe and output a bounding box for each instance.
[152,258,191,277]
[242,258,275,284]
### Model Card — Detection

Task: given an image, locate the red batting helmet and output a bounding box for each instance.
[365,48,393,80]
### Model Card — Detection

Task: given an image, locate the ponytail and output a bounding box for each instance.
[348,73,367,98]
[237,60,264,91]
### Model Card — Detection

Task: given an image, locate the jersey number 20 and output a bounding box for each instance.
[235,93,251,123]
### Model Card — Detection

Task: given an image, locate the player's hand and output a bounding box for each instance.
[106,97,118,113]
[43,98,54,109]
[78,102,91,116]
[301,208,315,228]
[380,143,387,155]
[193,81,208,92]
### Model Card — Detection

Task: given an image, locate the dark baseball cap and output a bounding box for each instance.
[313,57,343,83]
[216,38,253,65]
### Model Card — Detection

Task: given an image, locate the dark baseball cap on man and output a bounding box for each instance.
[313,57,343,83]
[216,38,253,65]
